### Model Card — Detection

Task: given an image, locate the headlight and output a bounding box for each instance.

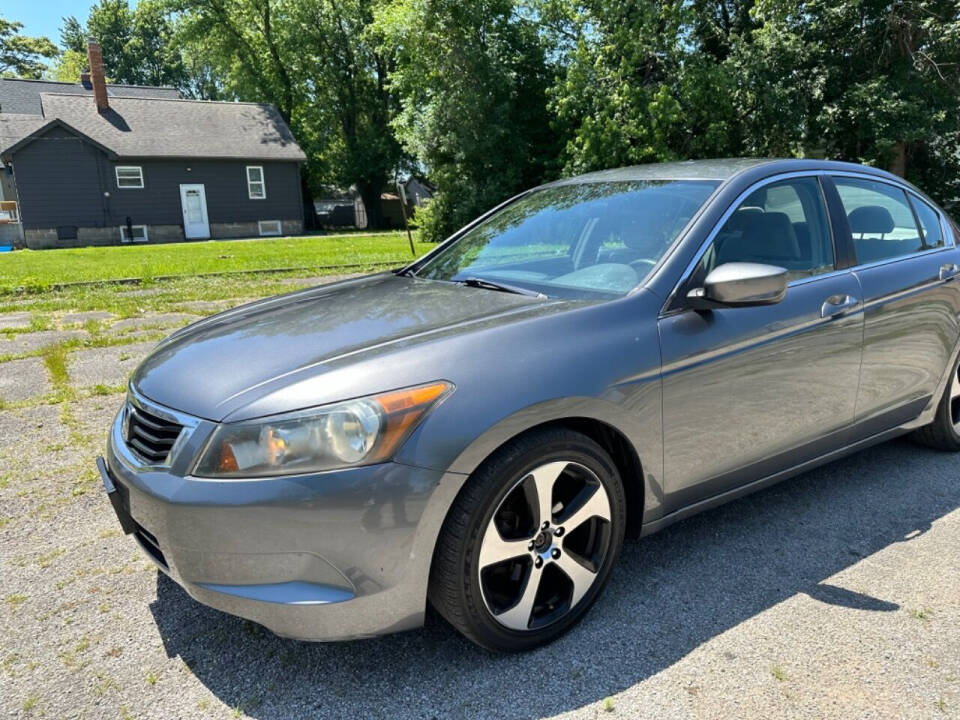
[193,381,453,478]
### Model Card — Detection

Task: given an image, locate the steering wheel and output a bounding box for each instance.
[629,258,658,270]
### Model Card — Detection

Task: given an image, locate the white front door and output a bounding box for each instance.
[179,184,210,239]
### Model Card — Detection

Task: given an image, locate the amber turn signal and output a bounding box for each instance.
[367,381,453,462]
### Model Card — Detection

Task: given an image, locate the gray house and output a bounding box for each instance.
[0,41,306,249]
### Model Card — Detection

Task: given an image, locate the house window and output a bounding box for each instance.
[247,166,266,199]
[115,166,144,189]
[120,225,148,243]
[258,220,282,236]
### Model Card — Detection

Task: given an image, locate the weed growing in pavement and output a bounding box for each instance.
[771,665,788,681]
[41,343,70,389]
[37,548,65,569]
[92,671,120,697]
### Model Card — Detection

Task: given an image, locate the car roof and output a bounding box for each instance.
[546,158,911,187]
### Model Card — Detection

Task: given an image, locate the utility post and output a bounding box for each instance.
[396,177,416,256]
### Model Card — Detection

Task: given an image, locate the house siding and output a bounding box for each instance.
[11,126,303,248]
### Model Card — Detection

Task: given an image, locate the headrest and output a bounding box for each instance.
[725,207,764,232]
[716,211,800,264]
[848,205,895,235]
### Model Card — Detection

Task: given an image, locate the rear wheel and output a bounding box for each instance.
[429,428,626,652]
[913,353,960,451]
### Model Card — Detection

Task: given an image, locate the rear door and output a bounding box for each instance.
[658,174,864,510]
[829,174,960,435]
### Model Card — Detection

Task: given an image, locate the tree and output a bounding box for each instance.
[0,17,57,79]
[377,0,558,241]
[289,0,403,228]
[744,0,960,206]
[542,0,752,174]
[175,0,403,227]
[53,1,186,88]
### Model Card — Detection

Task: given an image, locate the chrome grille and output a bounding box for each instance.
[125,404,183,465]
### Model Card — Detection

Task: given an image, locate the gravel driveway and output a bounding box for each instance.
[1,276,958,719]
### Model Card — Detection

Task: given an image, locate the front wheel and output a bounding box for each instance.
[913,352,960,451]
[429,428,626,652]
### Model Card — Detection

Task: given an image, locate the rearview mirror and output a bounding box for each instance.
[686,262,788,309]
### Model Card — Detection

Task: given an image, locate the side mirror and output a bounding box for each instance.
[686,262,788,309]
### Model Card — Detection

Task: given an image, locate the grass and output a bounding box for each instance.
[0,231,429,293]
[771,665,788,681]
[41,344,70,388]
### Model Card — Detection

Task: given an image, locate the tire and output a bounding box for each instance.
[913,352,960,451]
[428,427,627,652]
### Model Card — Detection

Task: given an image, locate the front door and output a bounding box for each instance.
[180,184,210,239]
[658,175,864,510]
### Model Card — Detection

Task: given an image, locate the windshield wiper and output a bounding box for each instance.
[459,276,547,299]
[394,267,417,277]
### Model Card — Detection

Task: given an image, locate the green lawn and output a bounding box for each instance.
[0,231,430,293]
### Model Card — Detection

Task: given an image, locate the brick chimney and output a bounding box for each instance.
[86,39,109,112]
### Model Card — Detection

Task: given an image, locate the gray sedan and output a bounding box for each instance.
[99,158,960,652]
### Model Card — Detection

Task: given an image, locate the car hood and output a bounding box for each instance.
[131,273,557,420]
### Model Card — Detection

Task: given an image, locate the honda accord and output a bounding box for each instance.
[99,158,960,652]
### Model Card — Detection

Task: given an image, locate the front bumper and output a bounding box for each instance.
[101,406,455,641]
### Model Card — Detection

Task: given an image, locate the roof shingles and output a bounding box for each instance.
[0,113,48,168]
[10,94,305,162]
[0,77,180,115]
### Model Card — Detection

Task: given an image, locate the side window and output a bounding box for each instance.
[910,196,945,249]
[833,177,923,263]
[698,177,834,281]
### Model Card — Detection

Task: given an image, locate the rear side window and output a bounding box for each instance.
[698,177,835,281]
[911,196,945,249]
[834,177,924,263]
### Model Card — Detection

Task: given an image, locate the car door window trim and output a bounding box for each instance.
[907,192,951,250]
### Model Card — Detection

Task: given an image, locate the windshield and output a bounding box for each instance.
[414,180,720,298]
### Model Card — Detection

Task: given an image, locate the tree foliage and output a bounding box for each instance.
[376,0,558,240]
[540,0,960,205]
[54,1,187,87]
[745,0,960,203]
[0,17,57,79]
[4,0,959,234]
[172,0,402,227]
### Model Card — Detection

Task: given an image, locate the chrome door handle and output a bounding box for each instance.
[820,294,859,319]
[940,263,960,281]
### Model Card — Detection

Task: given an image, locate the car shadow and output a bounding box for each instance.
[149,437,960,719]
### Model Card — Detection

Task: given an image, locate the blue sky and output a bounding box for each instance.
[5,2,123,44]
